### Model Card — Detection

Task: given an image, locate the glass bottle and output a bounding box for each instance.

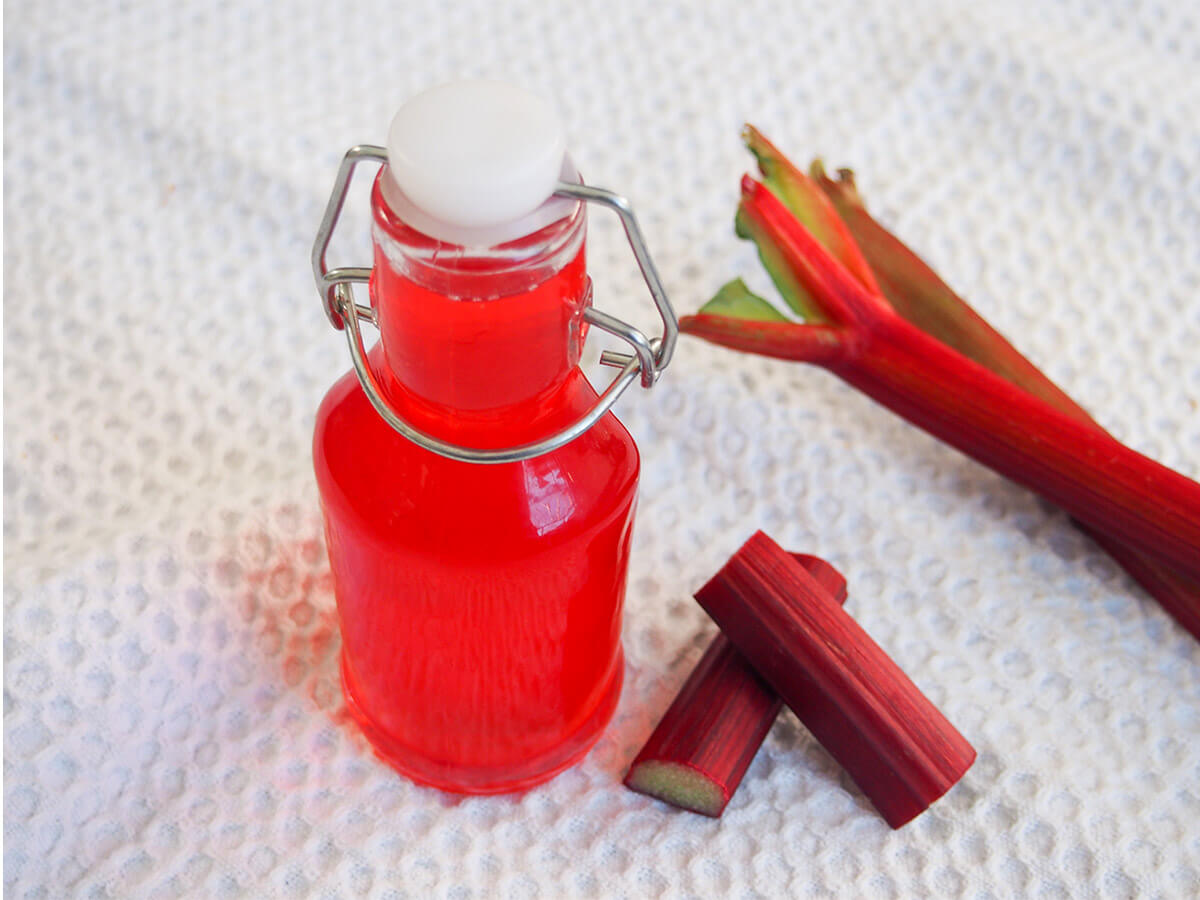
[311,82,674,793]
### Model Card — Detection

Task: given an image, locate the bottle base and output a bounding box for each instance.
[339,649,624,795]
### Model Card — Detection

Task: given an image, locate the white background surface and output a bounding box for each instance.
[5,1,1200,897]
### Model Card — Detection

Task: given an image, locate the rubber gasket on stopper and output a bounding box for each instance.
[384,80,569,247]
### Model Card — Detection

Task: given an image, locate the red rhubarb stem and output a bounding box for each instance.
[687,175,1200,582]
[625,633,782,818]
[832,314,1200,580]
[624,554,847,817]
[680,316,849,365]
[811,164,1200,637]
[696,532,975,828]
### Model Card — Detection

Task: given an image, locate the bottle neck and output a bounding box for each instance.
[368,171,590,445]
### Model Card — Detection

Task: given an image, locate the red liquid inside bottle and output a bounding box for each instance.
[313,173,639,793]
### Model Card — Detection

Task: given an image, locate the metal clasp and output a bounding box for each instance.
[312,144,678,465]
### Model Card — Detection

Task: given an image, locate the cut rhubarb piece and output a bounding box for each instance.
[624,633,779,817]
[695,531,976,828]
[624,553,847,817]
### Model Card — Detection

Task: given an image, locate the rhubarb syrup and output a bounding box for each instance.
[313,173,639,793]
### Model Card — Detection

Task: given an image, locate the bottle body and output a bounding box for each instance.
[313,174,639,792]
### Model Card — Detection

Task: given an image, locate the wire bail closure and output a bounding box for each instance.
[312,145,678,465]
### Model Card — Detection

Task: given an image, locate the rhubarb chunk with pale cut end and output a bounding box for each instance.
[696,531,976,829]
[624,554,847,817]
[625,761,730,816]
[624,633,781,817]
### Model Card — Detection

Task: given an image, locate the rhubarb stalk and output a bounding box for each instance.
[701,130,1200,638]
[695,532,976,829]
[683,173,1200,583]
[808,162,1200,638]
[624,553,847,817]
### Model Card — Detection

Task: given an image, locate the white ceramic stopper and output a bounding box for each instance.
[384,80,568,245]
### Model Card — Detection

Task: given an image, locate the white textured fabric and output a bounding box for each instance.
[5,1,1200,897]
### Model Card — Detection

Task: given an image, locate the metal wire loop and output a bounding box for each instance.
[312,145,677,464]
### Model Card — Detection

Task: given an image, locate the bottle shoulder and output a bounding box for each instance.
[313,364,639,549]
[313,363,638,468]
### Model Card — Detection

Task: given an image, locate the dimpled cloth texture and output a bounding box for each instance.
[4,0,1200,897]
